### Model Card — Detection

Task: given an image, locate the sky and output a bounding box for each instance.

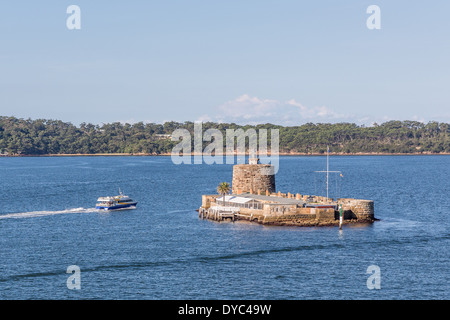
[0,0,449,126]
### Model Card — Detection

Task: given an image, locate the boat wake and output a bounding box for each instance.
[0,207,99,220]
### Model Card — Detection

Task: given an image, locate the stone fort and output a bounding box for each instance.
[200,157,375,226]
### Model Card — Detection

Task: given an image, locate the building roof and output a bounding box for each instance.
[216,195,258,204]
[231,193,306,205]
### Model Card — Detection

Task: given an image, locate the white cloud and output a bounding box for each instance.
[285,99,345,120]
[200,94,351,125]
[197,114,213,122]
[217,94,280,121]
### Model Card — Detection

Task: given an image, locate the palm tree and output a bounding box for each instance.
[217,182,231,206]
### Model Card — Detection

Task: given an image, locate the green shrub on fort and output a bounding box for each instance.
[0,116,449,155]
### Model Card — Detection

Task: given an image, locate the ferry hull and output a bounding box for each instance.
[96,203,137,211]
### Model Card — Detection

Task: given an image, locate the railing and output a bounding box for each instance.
[212,202,263,210]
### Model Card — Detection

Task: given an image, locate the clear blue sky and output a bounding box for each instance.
[0,0,449,125]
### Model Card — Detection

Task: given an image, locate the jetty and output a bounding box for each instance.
[199,157,375,227]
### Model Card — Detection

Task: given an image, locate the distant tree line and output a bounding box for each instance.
[0,116,449,155]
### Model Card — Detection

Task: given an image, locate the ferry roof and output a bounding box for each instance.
[97,195,132,201]
[97,196,114,200]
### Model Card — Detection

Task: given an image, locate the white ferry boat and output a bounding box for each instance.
[96,190,137,211]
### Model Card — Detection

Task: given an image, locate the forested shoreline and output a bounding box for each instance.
[0,116,449,155]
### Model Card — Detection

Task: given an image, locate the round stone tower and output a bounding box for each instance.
[232,158,276,194]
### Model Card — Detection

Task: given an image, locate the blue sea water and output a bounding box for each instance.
[0,155,448,300]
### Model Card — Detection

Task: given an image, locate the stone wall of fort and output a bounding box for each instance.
[338,198,375,221]
[232,164,276,194]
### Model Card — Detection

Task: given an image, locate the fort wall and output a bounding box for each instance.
[232,164,276,194]
[338,198,375,221]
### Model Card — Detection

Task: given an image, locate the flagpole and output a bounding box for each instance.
[314,146,340,203]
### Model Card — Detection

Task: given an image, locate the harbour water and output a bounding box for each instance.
[0,155,448,299]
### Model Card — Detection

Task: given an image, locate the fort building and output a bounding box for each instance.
[199,157,375,227]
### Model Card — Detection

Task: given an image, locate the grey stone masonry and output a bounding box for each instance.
[232,163,276,194]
